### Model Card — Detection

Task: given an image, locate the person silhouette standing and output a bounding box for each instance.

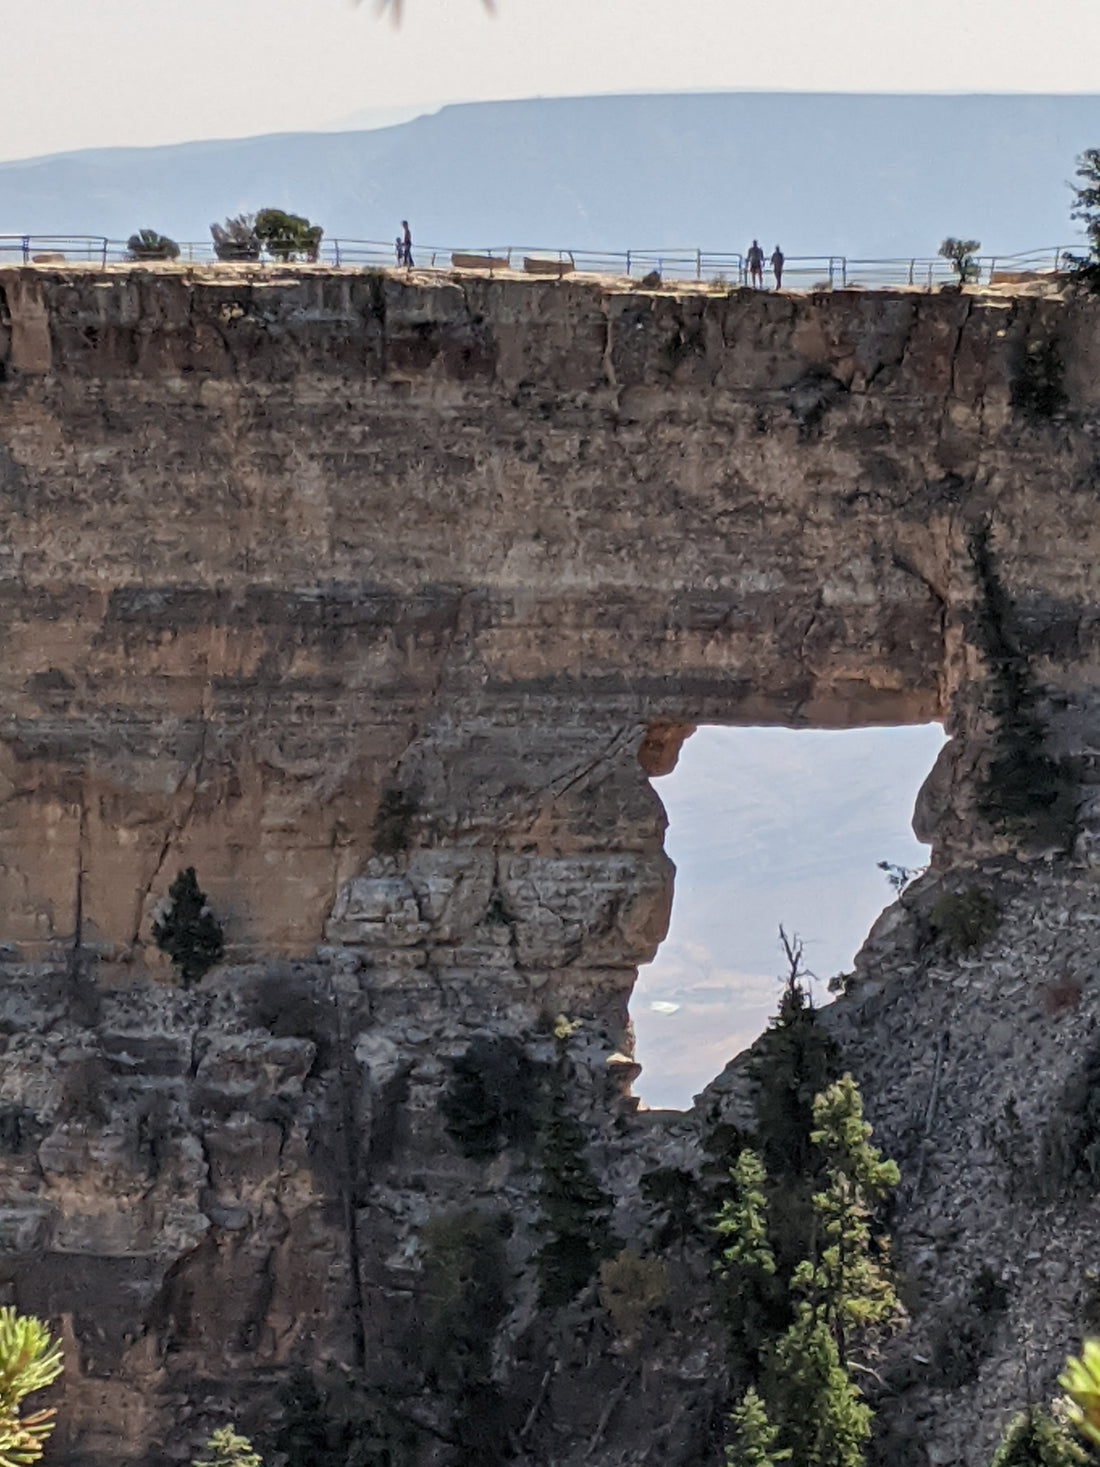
[401,220,414,268]
[770,245,785,290]
[747,239,765,288]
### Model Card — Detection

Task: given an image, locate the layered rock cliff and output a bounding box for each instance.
[0,264,1098,1465]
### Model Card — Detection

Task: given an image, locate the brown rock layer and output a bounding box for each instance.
[0,266,1097,1463]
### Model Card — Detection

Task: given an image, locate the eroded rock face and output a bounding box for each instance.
[0,266,1098,1463]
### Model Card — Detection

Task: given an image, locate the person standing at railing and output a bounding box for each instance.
[401,220,414,267]
[747,239,765,288]
[770,245,784,290]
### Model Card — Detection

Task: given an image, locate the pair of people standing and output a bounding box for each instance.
[747,239,784,289]
[394,220,414,267]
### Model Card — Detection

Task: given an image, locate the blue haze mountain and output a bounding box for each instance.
[1,91,1098,252]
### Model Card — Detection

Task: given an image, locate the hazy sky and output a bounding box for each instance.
[632,724,946,1109]
[8,0,1100,161]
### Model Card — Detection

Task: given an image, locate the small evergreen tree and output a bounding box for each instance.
[153,867,224,986]
[726,1386,790,1467]
[1068,149,1100,289]
[439,1036,540,1160]
[127,229,180,261]
[716,1150,776,1278]
[1060,1338,1100,1448]
[640,1166,707,1252]
[750,930,840,1279]
[254,208,323,262]
[767,1076,902,1467]
[420,1210,512,1463]
[715,1148,787,1373]
[210,215,261,262]
[771,1307,871,1467]
[192,1426,262,1467]
[534,1061,618,1308]
[991,1408,1089,1467]
[939,237,982,283]
[794,1074,902,1368]
[0,1307,63,1467]
[751,932,839,1182]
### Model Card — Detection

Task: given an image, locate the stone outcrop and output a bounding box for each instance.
[0,264,1098,1464]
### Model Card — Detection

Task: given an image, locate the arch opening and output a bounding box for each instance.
[632,722,947,1110]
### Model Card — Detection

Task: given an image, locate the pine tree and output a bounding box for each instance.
[991,1407,1089,1467]
[1060,1338,1100,1449]
[726,1386,790,1466]
[771,1306,871,1467]
[1068,149,1100,288]
[793,1074,902,1368]
[749,931,840,1280]
[153,867,224,986]
[767,1076,902,1467]
[191,1426,263,1467]
[0,1307,63,1467]
[715,1149,786,1372]
[751,935,839,1181]
[534,1061,618,1308]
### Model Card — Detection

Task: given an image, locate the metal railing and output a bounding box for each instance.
[0,235,1076,289]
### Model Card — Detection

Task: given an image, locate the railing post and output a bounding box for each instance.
[625,250,631,276]
[696,248,702,280]
[908,258,914,286]
[334,240,341,268]
[828,257,835,288]
[842,257,848,287]
[22,236,29,265]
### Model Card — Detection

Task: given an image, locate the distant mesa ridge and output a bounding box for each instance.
[0,91,1097,256]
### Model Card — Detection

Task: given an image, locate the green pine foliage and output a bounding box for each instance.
[439,1036,541,1160]
[191,1426,263,1467]
[372,788,419,855]
[153,867,225,986]
[749,943,841,1280]
[126,229,180,261]
[771,1307,872,1467]
[254,208,323,262]
[534,1062,618,1308]
[795,1075,902,1367]
[715,1149,787,1374]
[751,963,840,1181]
[710,1063,903,1467]
[939,237,982,283]
[420,1210,510,1394]
[726,1386,790,1467]
[0,1308,63,1467]
[929,888,1001,956]
[991,1408,1089,1467]
[640,1166,708,1251]
[1060,1338,1100,1449]
[210,215,261,261]
[420,1210,512,1463]
[716,1150,776,1278]
[1067,149,1100,290]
